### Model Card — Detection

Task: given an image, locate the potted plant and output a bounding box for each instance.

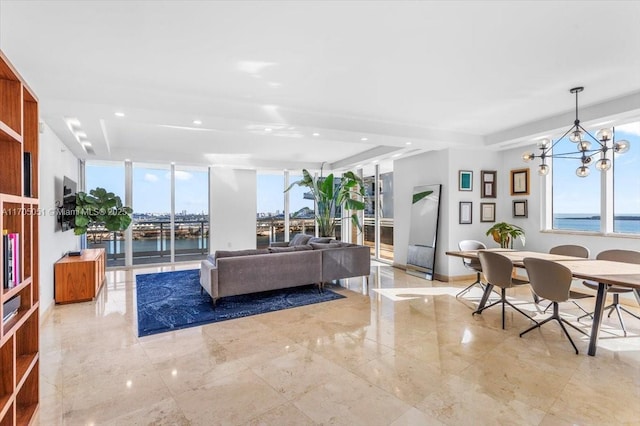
[285,169,365,237]
[485,222,525,249]
[74,187,133,236]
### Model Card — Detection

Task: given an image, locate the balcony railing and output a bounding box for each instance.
[87,220,209,266]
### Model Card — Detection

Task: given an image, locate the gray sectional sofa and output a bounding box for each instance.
[199,235,371,305]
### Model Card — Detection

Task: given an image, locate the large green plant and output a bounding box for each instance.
[485,222,525,249]
[74,187,133,236]
[286,169,365,237]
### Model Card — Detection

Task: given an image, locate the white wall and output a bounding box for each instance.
[39,123,80,316]
[394,147,508,279]
[209,168,256,252]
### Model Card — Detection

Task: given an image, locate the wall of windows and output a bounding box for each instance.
[85,161,211,266]
[551,120,639,235]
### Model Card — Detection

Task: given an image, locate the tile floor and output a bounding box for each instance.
[37,263,640,425]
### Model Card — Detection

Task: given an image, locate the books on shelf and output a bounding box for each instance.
[2,230,19,289]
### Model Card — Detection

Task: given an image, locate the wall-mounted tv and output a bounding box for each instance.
[59,176,77,232]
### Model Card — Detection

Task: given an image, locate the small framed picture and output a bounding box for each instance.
[513,200,528,218]
[481,170,497,198]
[459,201,472,224]
[510,168,530,196]
[458,170,473,191]
[480,202,496,222]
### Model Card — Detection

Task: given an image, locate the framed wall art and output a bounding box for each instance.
[480,202,496,222]
[513,199,528,218]
[510,168,530,196]
[459,170,473,191]
[481,170,496,198]
[459,201,472,224]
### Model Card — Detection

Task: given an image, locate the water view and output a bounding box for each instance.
[554,214,640,234]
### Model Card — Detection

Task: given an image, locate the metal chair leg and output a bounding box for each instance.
[556,318,579,355]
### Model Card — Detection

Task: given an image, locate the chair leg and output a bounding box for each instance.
[456,272,485,298]
[556,318,579,355]
[504,299,538,324]
[472,299,501,316]
[619,305,640,321]
[542,301,553,313]
[520,303,581,354]
[519,316,554,337]
[571,301,593,319]
[612,304,627,336]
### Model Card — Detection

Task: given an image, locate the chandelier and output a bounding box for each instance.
[522,87,630,177]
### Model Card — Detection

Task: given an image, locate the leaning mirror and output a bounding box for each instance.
[407,184,442,280]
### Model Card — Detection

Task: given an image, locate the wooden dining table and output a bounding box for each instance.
[446,249,640,356]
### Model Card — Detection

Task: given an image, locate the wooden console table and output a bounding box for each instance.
[54,248,106,304]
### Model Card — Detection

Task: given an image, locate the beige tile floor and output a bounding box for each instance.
[37,263,640,425]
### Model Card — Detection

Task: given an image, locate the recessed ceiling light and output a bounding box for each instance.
[392,153,402,158]
[288,127,295,130]
[115,112,125,117]
[312,132,320,137]
[406,141,412,145]
[81,141,92,147]
[75,131,87,139]
[265,128,272,132]
[193,120,202,125]
[355,164,363,168]
[361,137,368,141]
[125,159,131,162]
[372,160,379,164]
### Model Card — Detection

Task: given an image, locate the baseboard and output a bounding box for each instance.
[39,300,54,325]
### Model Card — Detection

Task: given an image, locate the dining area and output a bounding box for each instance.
[446,244,640,356]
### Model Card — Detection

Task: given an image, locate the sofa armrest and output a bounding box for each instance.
[200,259,219,300]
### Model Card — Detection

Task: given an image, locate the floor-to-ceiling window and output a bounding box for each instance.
[132,163,171,265]
[256,172,285,248]
[175,166,209,261]
[288,171,316,239]
[361,164,394,261]
[379,170,394,261]
[84,162,125,266]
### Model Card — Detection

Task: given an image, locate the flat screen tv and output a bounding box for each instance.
[60,176,77,232]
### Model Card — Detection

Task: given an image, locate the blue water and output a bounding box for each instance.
[554,214,640,234]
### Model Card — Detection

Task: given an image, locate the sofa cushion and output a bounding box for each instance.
[310,242,343,250]
[309,237,335,244]
[289,233,313,246]
[214,248,269,262]
[269,245,313,253]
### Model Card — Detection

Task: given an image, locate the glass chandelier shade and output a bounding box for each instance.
[522,87,630,177]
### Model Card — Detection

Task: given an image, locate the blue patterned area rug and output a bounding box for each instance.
[136,269,345,337]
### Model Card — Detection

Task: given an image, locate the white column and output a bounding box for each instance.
[357,168,364,246]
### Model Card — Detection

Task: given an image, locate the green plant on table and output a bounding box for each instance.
[485,222,525,249]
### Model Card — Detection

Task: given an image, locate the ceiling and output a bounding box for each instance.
[1,1,640,171]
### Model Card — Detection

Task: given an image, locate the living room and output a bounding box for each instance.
[1,1,640,424]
